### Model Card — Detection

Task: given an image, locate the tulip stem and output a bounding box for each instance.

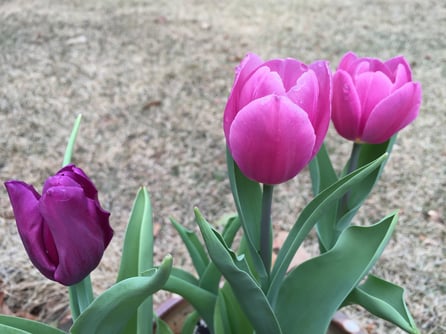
[260,184,274,274]
[68,275,94,320]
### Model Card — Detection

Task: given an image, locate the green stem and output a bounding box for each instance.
[68,275,94,320]
[260,184,274,275]
[63,114,82,166]
[341,142,361,213]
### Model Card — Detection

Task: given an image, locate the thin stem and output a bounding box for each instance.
[341,142,361,213]
[260,184,274,275]
[68,275,94,320]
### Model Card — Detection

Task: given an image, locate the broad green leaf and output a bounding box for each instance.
[226,149,267,284]
[154,316,174,334]
[195,208,282,334]
[0,324,29,334]
[181,311,200,334]
[0,316,66,334]
[199,215,241,294]
[71,255,172,334]
[218,283,252,334]
[275,213,398,334]
[269,153,388,303]
[117,187,153,281]
[213,290,232,334]
[326,137,396,250]
[163,271,216,331]
[346,275,419,334]
[115,187,153,334]
[170,218,209,277]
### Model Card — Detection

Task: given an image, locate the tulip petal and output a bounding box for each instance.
[337,51,358,72]
[355,71,393,133]
[4,181,57,280]
[262,58,309,91]
[362,82,422,143]
[229,95,315,185]
[223,53,264,141]
[309,60,332,155]
[385,56,412,85]
[238,66,286,110]
[39,186,111,285]
[332,70,362,141]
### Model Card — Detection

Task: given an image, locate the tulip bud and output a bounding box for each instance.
[223,53,332,185]
[332,51,422,144]
[4,164,113,286]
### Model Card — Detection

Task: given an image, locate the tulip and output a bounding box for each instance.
[4,164,113,286]
[223,53,332,185]
[332,51,422,144]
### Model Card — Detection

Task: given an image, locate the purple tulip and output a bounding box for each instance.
[332,51,422,144]
[4,165,113,286]
[223,53,332,185]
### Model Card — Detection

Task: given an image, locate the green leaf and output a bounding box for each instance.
[117,187,153,281]
[214,284,253,334]
[194,208,282,334]
[269,153,388,303]
[163,270,216,331]
[115,187,154,334]
[71,255,172,334]
[0,316,66,334]
[0,324,29,334]
[275,213,398,334]
[181,311,200,334]
[170,218,209,277]
[62,114,82,166]
[154,316,174,334]
[226,149,267,284]
[346,275,419,334]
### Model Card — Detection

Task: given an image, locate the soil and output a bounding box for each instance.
[0,0,445,333]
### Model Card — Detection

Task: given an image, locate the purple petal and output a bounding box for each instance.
[332,70,362,141]
[362,82,422,143]
[229,95,315,184]
[337,51,359,72]
[39,186,112,285]
[4,181,57,280]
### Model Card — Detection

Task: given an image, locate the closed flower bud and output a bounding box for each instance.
[223,53,332,185]
[4,164,113,286]
[332,51,422,144]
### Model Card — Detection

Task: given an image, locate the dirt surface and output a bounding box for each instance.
[0,0,445,333]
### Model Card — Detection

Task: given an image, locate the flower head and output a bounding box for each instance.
[332,51,422,143]
[223,53,332,184]
[4,165,113,286]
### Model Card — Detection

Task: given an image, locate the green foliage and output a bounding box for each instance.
[0,316,66,334]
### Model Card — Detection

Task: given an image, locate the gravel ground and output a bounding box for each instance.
[0,0,445,333]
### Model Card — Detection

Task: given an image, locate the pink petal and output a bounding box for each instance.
[229,95,315,185]
[331,70,362,141]
[287,70,319,120]
[262,58,309,91]
[361,82,422,143]
[337,51,359,72]
[385,55,412,83]
[392,63,412,91]
[238,66,286,109]
[309,60,332,155]
[355,71,393,133]
[4,181,57,280]
[223,53,264,140]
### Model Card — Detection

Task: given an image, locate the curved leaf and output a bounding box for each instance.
[195,208,282,334]
[269,153,388,303]
[0,316,65,334]
[346,275,419,334]
[71,255,172,334]
[170,218,209,277]
[275,213,398,334]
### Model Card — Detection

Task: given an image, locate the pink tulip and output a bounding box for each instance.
[4,165,113,286]
[223,53,332,185]
[332,51,422,144]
